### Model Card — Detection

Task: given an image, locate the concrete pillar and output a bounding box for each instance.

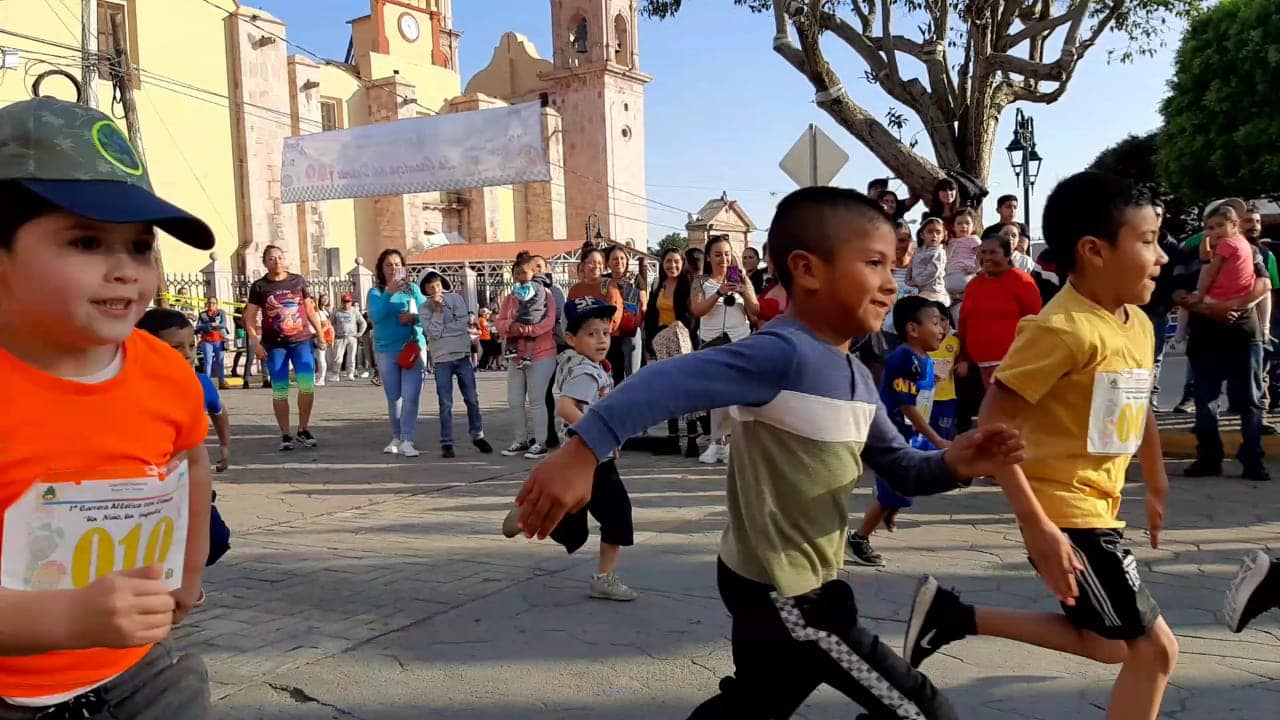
[202,252,235,304]
[349,257,375,308]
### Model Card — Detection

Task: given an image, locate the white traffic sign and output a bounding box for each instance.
[779,124,849,187]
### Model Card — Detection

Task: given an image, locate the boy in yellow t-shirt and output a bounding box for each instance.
[928,303,960,443]
[901,172,1178,720]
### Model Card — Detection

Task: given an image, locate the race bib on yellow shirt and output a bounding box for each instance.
[1087,370,1151,456]
[933,358,953,384]
[1,461,188,592]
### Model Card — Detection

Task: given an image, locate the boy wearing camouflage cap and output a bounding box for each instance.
[0,97,214,717]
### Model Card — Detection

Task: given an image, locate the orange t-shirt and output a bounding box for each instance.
[0,330,207,698]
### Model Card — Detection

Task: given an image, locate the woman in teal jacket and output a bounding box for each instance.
[367,248,428,457]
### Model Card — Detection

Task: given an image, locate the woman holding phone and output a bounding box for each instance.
[689,236,758,464]
[366,249,428,458]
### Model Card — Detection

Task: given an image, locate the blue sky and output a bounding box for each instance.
[253,0,1182,245]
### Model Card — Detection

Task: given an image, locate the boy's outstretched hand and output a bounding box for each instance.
[942,424,1026,480]
[515,436,597,539]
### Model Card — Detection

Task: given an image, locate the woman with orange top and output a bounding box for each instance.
[957,234,1043,387]
[567,242,625,334]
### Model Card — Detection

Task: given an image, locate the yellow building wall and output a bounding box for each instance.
[312,64,363,267]
[0,0,240,276]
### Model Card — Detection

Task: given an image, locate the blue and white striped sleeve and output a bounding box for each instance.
[572,331,795,461]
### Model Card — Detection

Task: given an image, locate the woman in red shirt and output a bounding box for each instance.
[958,234,1043,387]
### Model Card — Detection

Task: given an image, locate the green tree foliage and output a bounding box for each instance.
[1158,0,1280,204]
[652,232,690,255]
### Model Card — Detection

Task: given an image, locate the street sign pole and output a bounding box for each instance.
[780,124,849,188]
[808,124,818,187]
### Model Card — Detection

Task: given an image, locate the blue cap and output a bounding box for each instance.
[564,296,617,327]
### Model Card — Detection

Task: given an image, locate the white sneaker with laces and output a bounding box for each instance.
[399,440,421,458]
[589,572,637,601]
[523,443,548,459]
[383,438,401,455]
[699,442,722,465]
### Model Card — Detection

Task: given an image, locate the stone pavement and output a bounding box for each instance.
[187,372,1279,720]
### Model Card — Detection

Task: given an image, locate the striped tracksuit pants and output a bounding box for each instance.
[688,559,955,720]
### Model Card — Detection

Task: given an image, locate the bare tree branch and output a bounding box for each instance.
[1003,0,1088,50]
[851,0,873,35]
[879,0,900,81]
[772,2,943,192]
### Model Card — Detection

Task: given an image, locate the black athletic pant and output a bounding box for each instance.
[688,560,955,720]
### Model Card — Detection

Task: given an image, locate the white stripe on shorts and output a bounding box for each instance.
[1071,542,1121,627]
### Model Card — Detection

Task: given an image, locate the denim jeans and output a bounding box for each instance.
[433,357,484,446]
[375,351,425,441]
[1191,340,1264,466]
[200,341,224,382]
[508,356,556,445]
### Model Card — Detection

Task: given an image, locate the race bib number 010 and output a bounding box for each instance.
[1,461,189,592]
[1087,369,1151,456]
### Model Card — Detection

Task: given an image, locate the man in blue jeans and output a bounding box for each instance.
[420,271,494,459]
[1176,245,1272,482]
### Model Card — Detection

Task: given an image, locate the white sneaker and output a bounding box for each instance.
[589,572,637,601]
[315,378,326,387]
[383,438,401,455]
[344,373,356,381]
[699,443,722,465]
[327,373,340,382]
[399,440,421,457]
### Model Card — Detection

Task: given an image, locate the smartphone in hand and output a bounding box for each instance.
[726,266,743,285]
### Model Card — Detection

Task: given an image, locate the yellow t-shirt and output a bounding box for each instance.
[657,293,676,327]
[994,282,1154,529]
[930,334,960,401]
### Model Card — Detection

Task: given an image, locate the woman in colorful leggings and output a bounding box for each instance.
[245,245,325,451]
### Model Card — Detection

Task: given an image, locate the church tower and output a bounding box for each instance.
[545,0,651,248]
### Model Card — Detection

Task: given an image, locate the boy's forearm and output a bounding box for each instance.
[212,412,231,450]
[0,589,73,655]
[903,405,946,448]
[1137,408,1168,494]
[557,396,585,425]
[979,383,1051,525]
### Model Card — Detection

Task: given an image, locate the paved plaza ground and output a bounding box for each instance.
[190,357,1278,719]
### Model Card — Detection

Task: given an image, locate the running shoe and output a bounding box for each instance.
[1183,460,1222,478]
[501,441,530,457]
[296,429,317,448]
[845,532,884,567]
[589,572,638,601]
[1225,550,1278,633]
[904,575,971,668]
[440,444,456,459]
[699,442,723,465]
[524,443,549,460]
[1242,463,1272,482]
[279,434,294,452]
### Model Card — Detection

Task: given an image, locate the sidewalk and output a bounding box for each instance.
[185,374,1279,719]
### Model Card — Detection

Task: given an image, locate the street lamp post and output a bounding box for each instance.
[585,214,605,246]
[1004,109,1043,238]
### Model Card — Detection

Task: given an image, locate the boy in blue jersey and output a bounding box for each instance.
[848,296,951,567]
[515,187,1027,719]
[138,309,232,567]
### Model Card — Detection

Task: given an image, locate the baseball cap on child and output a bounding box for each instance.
[0,97,214,250]
[564,296,617,326]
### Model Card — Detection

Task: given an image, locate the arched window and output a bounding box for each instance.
[613,14,629,66]
[569,15,589,55]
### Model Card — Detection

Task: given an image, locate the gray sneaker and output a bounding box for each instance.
[589,572,637,601]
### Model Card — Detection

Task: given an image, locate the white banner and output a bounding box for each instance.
[281,102,550,203]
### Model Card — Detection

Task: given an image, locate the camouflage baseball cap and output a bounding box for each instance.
[0,97,214,250]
